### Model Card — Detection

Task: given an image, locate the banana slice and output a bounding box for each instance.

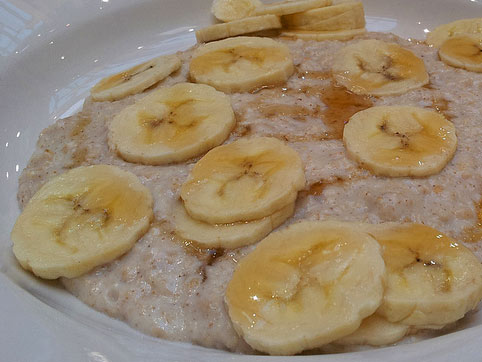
[334,314,409,346]
[90,54,181,102]
[343,106,457,177]
[108,83,235,165]
[189,36,294,93]
[254,0,332,16]
[281,28,366,41]
[332,39,429,96]
[180,137,305,224]
[439,34,482,73]
[225,220,386,355]
[195,14,282,43]
[211,0,262,22]
[11,165,153,279]
[426,17,482,48]
[281,2,365,31]
[172,200,294,249]
[362,223,482,327]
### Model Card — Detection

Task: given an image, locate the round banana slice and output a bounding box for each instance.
[439,34,482,73]
[189,36,294,93]
[90,54,181,102]
[332,39,429,96]
[11,165,153,279]
[281,28,366,41]
[343,106,457,177]
[108,83,235,165]
[195,14,282,43]
[254,0,332,17]
[180,137,305,224]
[426,17,482,48]
[362,223,482,327]
[225,220,386,355]
[334,314,409,346]
[211,0,262,22]
[172,200,294,249]
[281,2,365,31]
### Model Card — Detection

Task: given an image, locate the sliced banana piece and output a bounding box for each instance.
[211,0,262,22]
[439,34,482,73]
[180,137,305,224]
[334,314,409,346]
[90,54,181,102]
[172,200,294,249]
[362,223,482,327]
[108,83,235,165]
[254,0,332,16]
[426,17,482,48]
[332,39,429,96]
[343,106,457,177]
[282,2,365,31]
[281,28,366,41]
[196,14,281,43]
[11,165,153,279]
[225,220,386,355]
[190,36,294,93]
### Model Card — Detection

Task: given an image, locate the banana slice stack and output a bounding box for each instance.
[427,18,482,73]
[11,165,154,279]
[108,83,235,165]
[225,221,482,355]
[332,39,429,96]
[197,0,366,43]
[174,137,305,249]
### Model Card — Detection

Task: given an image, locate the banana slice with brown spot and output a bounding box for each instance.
[11,165,153,279]
[281,28,366,41]
[195,15,282,43]
[254,0,332,16]
[426,17,482,48]
[211,0,263,22]
[108,83,235,165]
[225,220,385,355]
[281,1,365,31]
[180,137,305,224]
[91,54,181,101]
[334,314,409,346]
[172,200,294,249]
[343,106,457,177]
[190,36,294,93]
[332,39,429,96]
[439,34,482,73]
[362,223,482,327]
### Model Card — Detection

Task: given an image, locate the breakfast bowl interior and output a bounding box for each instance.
[1,0,482,360]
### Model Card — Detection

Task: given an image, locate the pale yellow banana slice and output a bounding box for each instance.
[426,17,482,48]
[211,0,263,22]
[108,83,235,165]
[254,0,332,16]
[343,106,457,177]
[172,200,294,249]
[190,36,294,93]
[334,314,409,346]
[439,34,482,73]
[281,28,365,41]
[362,223,482,327]
[180,137,305,224]
[11,165,153,279]
[281,2,365,31]
[90,54,181,102]
[195,14,281,43]
[225,220,385,355]
[332,39,429,96]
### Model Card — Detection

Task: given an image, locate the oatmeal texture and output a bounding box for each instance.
[17,32,482,353]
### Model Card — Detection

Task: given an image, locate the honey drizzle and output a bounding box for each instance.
[462,200,482,243]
